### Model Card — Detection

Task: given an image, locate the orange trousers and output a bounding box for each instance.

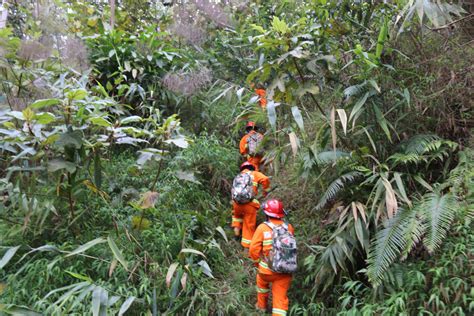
[256,273,292,316]
[231,201,259,248]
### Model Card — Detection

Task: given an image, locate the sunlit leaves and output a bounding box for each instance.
[30,98,61,109]
[271,17,289,35]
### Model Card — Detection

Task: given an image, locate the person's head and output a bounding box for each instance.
[262,199,285,219]
[245,121,256,133]
[240,161,256,172]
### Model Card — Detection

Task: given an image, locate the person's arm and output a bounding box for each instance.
[255,172,270,197]
[288,224,295,235]
[249,226,263,265]
[239,135,248,156]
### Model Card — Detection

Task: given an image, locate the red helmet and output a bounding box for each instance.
[240,161,255,171]
[262,199,285,218]
[246,121,256,129]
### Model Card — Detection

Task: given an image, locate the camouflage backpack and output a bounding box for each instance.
[265,222,297,273]
[231,172,254,204]
[247,133,263,156]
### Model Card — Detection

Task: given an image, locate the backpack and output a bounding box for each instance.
[231,172,255,204]
[265,222,297,273]
[247,133,263,156]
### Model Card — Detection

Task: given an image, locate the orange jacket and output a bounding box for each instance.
[255,88,267,108]
[240,169,270,196]
[249,218,294,275]
[240,130,264,157]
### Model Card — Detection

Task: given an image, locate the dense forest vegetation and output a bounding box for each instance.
[0,0,473,315]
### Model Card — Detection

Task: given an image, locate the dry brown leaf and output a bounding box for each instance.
[109,258,118,278]
[180,272,188,290]
[351,202,358,222]
[140,191,159,209]
[288,132,298,157]
[382,178,398,218]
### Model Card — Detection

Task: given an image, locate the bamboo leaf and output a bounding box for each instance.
[65,238,106,257]
[394,172,412,207]
[336,109,348,135]
[180,248,206,258]
[118,296,135,316]
[215,226,228,242]
[0,246,20,269]
[107,236,128,271]
[166,263,179,288]
[291,106,304,131]
[267,101,278,130]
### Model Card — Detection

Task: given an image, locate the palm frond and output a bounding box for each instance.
[367,208,418,286]
[315,171,363,211]
[419,192,457,254]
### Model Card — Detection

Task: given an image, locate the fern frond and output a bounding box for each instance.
[315,171,363,211]
[401,134,440,155]
[419,192,457,254]
[388,152,426,166]
[367,208,418,286]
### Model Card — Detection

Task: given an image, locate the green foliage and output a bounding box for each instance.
[1,0,473,314]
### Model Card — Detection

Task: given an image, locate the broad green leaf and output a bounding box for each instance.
[118,296,135,316]
[165,136,188,148]
[0,246,20,269]
[30,98,60,109]
[65,238,106,257]
[7,111,24,120]
[34,112,56,124]
[271,16,289,34]
[291,106,304,131]
[107,236,128,271]
[90,117,112,127]
[66,89,87,101]
[176,170,201,184]
[56,130,83,149]
[295,84,319,97]
[250,24,265,33]
[120,116,142,124]
[47,159,77,173]
[180,248,206,258]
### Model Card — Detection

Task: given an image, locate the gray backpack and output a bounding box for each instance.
[247,133,263,156]
[231,172,254,204]
[265,222,297,273]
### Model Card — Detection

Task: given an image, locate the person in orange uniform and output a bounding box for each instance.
[255,84,267,108]
[249,199,294,316]
[239,121,264,171]
[232,162,271,248]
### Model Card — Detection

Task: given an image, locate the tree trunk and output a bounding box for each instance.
[0,0,8,28]
[109,0,115,30]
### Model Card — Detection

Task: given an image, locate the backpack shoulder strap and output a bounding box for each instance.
[264,221,276,230]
